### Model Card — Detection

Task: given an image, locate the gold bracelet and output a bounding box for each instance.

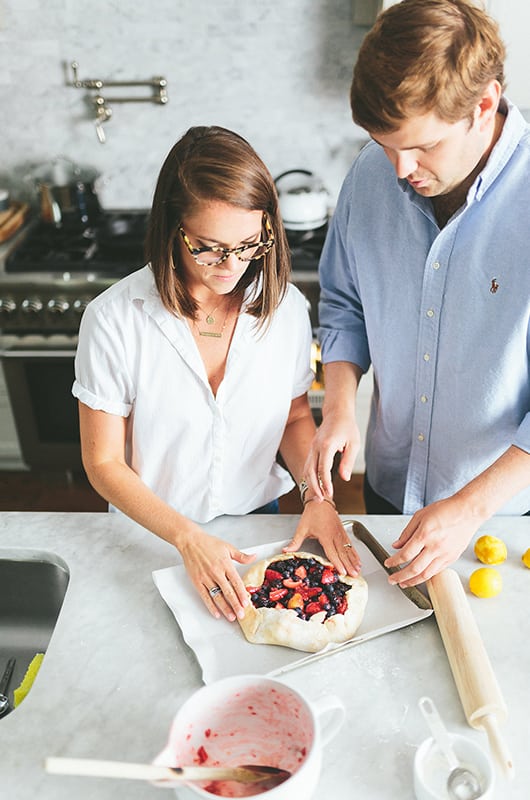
[303,496,336,509]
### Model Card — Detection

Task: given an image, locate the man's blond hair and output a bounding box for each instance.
[351,0,506,133]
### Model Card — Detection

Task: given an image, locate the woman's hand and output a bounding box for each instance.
[283,500,361,576]
[384,495,485,586]
[178,529,256,622]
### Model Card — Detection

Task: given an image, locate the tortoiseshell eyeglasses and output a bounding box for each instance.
[179,214,275,266]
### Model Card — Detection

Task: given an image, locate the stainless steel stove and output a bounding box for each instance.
[0,210,148,334]
[0,210,149,469]
[0,210,324,469]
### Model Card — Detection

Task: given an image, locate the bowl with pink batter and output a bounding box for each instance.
[153,674,345,798]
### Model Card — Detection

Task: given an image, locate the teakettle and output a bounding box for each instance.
[275,169,330,231]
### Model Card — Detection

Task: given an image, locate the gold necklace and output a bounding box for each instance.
[204,303,220,326]
[195,299,232,338]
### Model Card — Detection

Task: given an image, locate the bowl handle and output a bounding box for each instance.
[312,694,346,746]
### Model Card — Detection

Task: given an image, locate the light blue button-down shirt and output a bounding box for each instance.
[319,99,530,515]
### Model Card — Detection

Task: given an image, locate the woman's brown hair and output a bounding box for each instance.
[145,126,290,328]
[350,0,506,133]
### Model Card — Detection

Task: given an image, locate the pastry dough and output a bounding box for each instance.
[238,551,367,653]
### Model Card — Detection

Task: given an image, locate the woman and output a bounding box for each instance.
[73,126,360,621]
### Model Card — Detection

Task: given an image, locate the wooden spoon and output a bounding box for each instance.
[45,757,291,788]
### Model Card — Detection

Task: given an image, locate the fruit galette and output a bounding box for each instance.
[238,551,368,653]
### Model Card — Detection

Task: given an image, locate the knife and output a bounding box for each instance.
[350,520,432,610]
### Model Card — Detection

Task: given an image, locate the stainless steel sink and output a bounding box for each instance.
[0,549,69,716]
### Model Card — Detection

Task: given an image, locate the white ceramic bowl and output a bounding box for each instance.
[153,674,345,799]
[414,733,494,800]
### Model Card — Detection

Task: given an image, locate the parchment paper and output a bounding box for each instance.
[152,538,432,684]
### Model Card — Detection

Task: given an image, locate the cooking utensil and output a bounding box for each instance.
[350,520,432,610]
[31,158,102,228]
[427,569,514,779]
[39,183,62,226]
[0,658,16,716]
[0,202,30,243]
[419,696,483,800]
[45,757,291,788]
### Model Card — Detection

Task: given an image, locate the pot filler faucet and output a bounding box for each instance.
[68,61,168,144]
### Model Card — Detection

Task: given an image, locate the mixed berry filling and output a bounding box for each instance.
[246,556,350,622]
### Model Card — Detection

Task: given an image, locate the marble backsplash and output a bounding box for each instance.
[0,0,369,211]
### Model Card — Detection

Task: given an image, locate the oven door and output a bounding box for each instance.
[0,337,82,470]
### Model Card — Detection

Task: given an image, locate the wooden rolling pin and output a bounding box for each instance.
[427,569,514,778]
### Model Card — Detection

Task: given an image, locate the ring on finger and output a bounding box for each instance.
[343,543,353,549]
[208,585,222,598]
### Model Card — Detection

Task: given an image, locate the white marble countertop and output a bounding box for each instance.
[0,511,528,799]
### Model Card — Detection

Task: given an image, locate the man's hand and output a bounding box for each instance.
[303,411,362,499]
[302,361,364,498]
[384,495,485,586]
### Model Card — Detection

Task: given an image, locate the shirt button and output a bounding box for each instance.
[423,353,430,361]
[420,394,428,403]
[418,433,425,442]
[433,261,441,270]
[426,309,435,318]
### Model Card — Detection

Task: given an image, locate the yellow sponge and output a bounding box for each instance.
[14,653,44,707]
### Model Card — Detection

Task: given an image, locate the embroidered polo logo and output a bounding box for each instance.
[490,278,499,294]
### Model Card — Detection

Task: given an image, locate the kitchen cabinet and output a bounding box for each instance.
[1,511,528,798]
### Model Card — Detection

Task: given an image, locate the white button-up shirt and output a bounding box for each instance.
[319,98,530,515]
[73,266,313,522]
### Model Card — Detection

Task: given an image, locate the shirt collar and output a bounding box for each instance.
[137,264,259,328]
[473,97,527,201]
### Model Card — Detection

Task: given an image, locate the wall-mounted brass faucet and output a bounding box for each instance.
[69,61,168,143]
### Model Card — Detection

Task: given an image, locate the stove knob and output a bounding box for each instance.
[73,298,90,314]
[0,297,16,314]
[21,297,44,314]
[47,298,70,314]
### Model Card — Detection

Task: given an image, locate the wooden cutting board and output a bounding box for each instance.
[0,202,30,243]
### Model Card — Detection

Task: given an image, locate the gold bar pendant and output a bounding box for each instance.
[199,330,222,338]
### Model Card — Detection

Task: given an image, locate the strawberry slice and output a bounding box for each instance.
[321,568,337,584]
[298,585,321,600]
[265,568,283,583]
[304,601,322,616]
[294,565,307,579]
[269,587,288,602]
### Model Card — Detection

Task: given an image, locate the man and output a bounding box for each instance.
[300,0,530,587]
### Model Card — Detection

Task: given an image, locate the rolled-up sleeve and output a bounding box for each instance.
[318,175,371,373]
[72,302,134,417]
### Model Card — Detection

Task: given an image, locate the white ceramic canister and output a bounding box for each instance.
[153,674,345,799]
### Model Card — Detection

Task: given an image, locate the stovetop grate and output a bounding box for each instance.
[5,211,149,275]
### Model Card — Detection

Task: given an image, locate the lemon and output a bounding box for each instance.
[473,534,507,565]
[522,549,530,569]
[469,567,502,598]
